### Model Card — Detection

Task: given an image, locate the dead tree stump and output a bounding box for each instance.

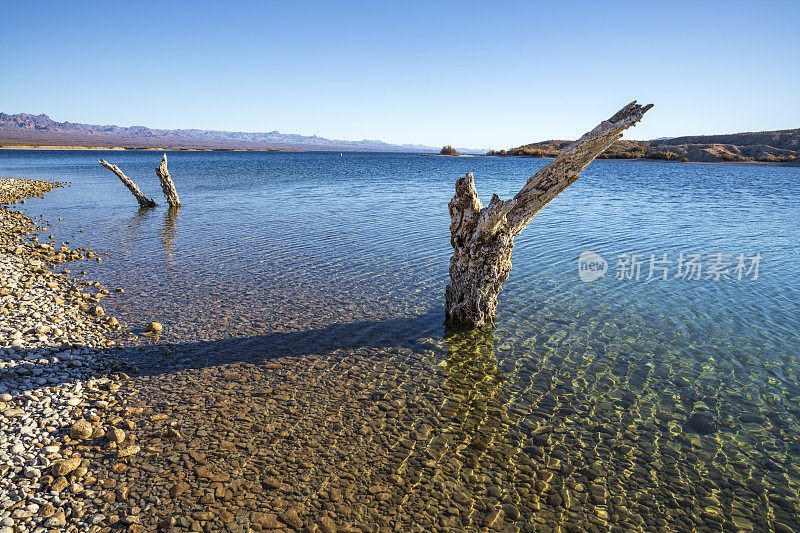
[445,101,652,327]
[156,154,181,207]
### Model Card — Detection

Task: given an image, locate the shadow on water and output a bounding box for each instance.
[117,309,446,377]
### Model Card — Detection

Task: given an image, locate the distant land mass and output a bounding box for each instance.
[492,128,800,163]
[0,112,475,153]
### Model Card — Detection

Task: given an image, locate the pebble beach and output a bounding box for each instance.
[0,178,139,532]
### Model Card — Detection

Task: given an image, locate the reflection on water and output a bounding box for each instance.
[125,206,154,234]
[3,150,800,530]
[441,326,508,472]
[161,206,180,259]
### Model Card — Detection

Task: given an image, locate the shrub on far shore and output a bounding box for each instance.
[509,147,558,158]
[646,150,680,161]
[720,153,747,162]
[441,145,460,156]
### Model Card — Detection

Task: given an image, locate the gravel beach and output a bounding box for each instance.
[0,178,140,532]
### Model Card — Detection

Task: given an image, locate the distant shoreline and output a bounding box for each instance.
[2,145,798,166]
[0,144,300,152]
[428,153,800,166]
[419,153,482,158]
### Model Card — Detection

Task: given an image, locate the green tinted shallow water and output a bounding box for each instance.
[3,151,799,531]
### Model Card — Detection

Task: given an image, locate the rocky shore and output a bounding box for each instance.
[0,178,142,532]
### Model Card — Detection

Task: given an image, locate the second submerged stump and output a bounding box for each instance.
[156,153,181,207]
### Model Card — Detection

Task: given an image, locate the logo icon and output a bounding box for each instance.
[578,251,607,282]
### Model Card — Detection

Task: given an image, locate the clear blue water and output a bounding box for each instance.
[3,150,800,530]
[3,151,797,349]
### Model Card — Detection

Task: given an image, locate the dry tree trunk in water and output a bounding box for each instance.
[98,159,157,208]
[445,101,653,328]
[155,154,181,207]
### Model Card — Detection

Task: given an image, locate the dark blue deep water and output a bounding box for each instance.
[3,150,800,530]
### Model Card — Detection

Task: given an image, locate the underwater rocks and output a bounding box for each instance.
[59,339,783,532]
[687,411,718,435]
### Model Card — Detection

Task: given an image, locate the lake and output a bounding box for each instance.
[3,149,800,531]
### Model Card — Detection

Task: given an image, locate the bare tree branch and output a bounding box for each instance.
[98,159,157,208]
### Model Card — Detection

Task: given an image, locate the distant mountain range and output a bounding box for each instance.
[0,112,468,153]
[495,129,800,163]
[5,111,795,163]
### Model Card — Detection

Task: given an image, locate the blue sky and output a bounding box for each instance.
[1,0,798,149]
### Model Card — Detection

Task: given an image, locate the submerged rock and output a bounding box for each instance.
[687,412,718,435]
[250,512,281,529]
[280,508,303,529]
[116,445,140,458]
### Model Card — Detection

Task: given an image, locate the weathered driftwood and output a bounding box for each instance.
[155,154,181,207]
[445,101,653,327]
[98,159,157,208]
